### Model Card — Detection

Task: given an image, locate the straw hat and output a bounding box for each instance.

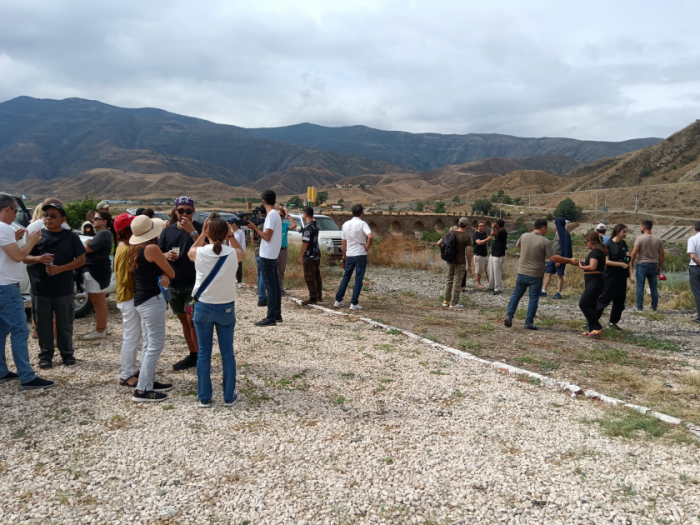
[129,215,164,244]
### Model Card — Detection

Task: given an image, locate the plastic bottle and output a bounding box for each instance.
[158,276,171,301]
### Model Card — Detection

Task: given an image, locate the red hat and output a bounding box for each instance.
[114,213,136,233]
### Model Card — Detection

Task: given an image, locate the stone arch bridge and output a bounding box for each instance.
[326,212,499,236]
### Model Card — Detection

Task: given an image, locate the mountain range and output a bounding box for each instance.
[0,96,663,195]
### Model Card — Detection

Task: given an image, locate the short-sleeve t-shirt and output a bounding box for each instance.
[233,229,246,253]
[472,231,488,257]
[29,229,86,297]
[491,229,508,258]
[342,217,373,257]
[605,239,628,277]
[114,245,135,303]
[516,232,555,278]
[259,210,282,259]
[85,229,113,286]
[634,234,663,265]
[584,248,606,274]
[0,222,23,285]
[451,231,472,266]
[688,232,700,267]
[158,221,203,288]
[302,221,321,261]
[281,221,290,249]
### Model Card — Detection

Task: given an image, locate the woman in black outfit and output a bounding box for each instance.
[82,210,116,340]
[596,224,635,330]
[577,231,607,337]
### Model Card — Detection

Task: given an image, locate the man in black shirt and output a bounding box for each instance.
[298,207,322,305]
[159,196,203,370]
[24,203,86,368]
[472,221,490,289]
[487,219,507,295]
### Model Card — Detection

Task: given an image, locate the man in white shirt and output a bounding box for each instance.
[334,204,373,311]
[688,221,700,323]
[247,190,282,326]
[0,194,54,390]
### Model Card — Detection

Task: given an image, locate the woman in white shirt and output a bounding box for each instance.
[188,218,244,408]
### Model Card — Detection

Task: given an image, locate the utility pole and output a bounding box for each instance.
[604,194,607,213]
[634,191,638,214]
[528,195,531,207]
[595,193,598,212]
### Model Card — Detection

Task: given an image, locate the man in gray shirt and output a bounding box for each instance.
[505,219,574,330]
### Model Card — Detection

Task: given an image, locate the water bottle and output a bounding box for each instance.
[46,253,54,277]
[158,276,171,302]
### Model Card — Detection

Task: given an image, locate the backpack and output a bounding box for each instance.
[440,231,458,262]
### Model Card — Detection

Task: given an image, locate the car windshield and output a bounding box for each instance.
[316,217,340,231]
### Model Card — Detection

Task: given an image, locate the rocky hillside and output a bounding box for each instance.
[250,123,661,170]
[0,97,403,185]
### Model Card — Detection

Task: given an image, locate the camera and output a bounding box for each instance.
[231,206,266,228]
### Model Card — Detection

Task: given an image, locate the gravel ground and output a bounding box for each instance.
[2,289,700,524]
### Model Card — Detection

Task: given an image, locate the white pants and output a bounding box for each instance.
[488,256,505,292]
[117,299,142,381]
[134,296,167,392]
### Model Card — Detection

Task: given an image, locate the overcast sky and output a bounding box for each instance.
[1,0,698,141]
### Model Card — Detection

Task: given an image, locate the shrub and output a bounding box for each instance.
[452,196,460,203]
[502,196,512,205]
[553,198,582,221]
[472,199,493,216]
[434,202,446,213]
[287,195,303,207]
[415,201,424,212]
[514,197,522,205]
[64,197,98,229]
[639,166,653,178]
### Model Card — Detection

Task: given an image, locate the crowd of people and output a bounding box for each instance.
[1,189,699,405]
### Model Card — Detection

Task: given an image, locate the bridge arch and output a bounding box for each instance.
[390,220,403,234]
[413,220,425,232]
[434,219,446,232]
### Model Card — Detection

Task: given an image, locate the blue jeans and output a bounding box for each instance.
[255,256,266,301]
[506,274,543,326]
[194,301,236,402]
[0,284,36,383]
[636,263,658,310]
[259,257,281,320]
[335,255,367,305]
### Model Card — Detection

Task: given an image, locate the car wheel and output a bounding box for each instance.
[74,287,94,318]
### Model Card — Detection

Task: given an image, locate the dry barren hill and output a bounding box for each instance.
[7,169,251,202]
[469,170,569,197]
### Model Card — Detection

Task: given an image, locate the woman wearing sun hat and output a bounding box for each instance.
[128,215,176,403]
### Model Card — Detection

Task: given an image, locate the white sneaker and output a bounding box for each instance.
[82,330,107,340]
[333,301,345,308]
[349,304,363,311]
[449,304,464,309]
[237,283,243,288]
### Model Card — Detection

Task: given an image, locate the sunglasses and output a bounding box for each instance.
[92,217,106,222]
[43,213,61,219]
[176,209,194,215]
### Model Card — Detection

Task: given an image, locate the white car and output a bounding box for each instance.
[287,213,343,257]
[5,194,116,318]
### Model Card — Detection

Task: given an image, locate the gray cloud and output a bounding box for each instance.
[0,0,698,141]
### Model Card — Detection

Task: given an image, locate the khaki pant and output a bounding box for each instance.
[488,255,505,292]
[277,247,288,291]
[303,259,323,301]
[444,263,466,305]
[473,255,488,275]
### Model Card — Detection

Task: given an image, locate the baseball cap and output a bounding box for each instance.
[114,213,136,233]
[175,196,195,208]
[42,203,66,217]
[226,215,240,223]
[96,201,110,209]
[458,217,469,226]
[596,223,606,231]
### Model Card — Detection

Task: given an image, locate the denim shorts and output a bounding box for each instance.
[545,260,566,276]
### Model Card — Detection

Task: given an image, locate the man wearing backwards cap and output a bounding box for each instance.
[596,224,610,244]
[24,202,86,369]
[159,196,203,370]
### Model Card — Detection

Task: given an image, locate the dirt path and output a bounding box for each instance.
[290,265,700,427]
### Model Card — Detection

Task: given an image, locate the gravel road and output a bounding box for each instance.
[1,289,699,524]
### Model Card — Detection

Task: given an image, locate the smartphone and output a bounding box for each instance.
[624,255,631,263]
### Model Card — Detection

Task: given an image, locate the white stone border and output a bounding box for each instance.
[279,291,700,441]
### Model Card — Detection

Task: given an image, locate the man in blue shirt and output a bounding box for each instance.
[277,207,296,295]
[597,224,610,244]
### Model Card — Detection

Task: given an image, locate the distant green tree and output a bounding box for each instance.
[338,198,344,204]
[415,201,424,212]
[359,183,366,190]
[388,203,395,213]
[316,191,328,205]
[502,196,513,205]
[434,201,446,213]
[65,196,98,229]
[452,195,461,203]
[472,199,493,216]
[553,198,582,221]
[513,197,522,206]
[287,195,303,207]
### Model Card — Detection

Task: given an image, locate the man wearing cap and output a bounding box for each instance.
[438,217,472,309]
[24,203,86,368]
[159,196,202,370]
[597,224,610,244]
[96,201,110,213]
[0,194,54,390]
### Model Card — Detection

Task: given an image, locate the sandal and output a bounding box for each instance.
[119,375,139,387]
[586,329,603,337]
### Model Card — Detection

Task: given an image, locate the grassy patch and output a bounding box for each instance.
[459,340,481,354]
[538,316,557,327]
[387,328,402,336]
[576,347,630,365]
[599,329,680,352]
[424,315,450,326]
[591,408,669,440]
[516,375,541,386]
[473,323,495,335]
[514,355,559,372]
[334,395,346,405]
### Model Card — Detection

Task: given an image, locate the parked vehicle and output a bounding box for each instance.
[287,213,343,257]
[125,208,169,221]
[3,193,116,318]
